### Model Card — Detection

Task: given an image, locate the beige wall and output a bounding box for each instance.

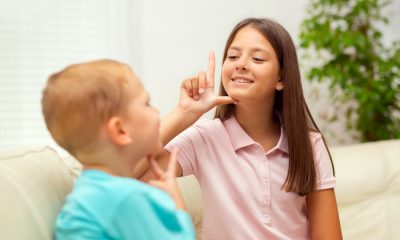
[0,0,398,150]
[137,0,400,146]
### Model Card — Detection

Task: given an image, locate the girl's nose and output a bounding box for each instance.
[235,57,248,71]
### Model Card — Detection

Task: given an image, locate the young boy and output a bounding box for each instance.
[41,59,195,239]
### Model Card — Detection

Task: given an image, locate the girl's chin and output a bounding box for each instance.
[226,90,246,101]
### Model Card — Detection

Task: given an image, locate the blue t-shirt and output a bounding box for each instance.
[56,170,195,240]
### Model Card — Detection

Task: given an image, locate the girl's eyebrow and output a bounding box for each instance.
[228,46,241,51]
[228,46,271,56]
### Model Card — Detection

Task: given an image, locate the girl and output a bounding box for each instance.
[138,18,342,239]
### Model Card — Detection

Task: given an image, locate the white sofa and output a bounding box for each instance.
[0,139,399,240]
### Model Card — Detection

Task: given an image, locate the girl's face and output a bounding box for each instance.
[222,26,283,103]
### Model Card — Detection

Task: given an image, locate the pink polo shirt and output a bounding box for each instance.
[165,115,335,240]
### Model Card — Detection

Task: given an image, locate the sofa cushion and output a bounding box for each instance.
[177,175,203,239]
[331,139,400,240]
[0,146,80,240]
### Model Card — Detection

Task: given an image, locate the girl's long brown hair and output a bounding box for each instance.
[215,18,334,196]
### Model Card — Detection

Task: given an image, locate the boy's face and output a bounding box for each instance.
[124,71,162,158]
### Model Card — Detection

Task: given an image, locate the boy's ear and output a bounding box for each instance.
[275,80,284,91]
[106,116,132,146]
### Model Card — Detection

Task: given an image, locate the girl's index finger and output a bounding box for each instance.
[207,51,215,88]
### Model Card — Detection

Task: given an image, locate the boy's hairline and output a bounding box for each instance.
[42,59,138,158]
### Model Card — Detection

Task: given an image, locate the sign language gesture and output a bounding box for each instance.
[147,148,186,209]
[179,52,237,117]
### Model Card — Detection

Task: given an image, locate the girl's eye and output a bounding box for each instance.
[253,57,265,62]
[227,55,238,60]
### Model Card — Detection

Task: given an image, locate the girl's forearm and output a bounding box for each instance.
[160,106,202,145]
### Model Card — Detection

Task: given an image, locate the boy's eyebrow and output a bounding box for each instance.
[145,92,151,102]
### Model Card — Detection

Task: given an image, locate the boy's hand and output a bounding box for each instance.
[178,52,237,116]
[148,148,186,209]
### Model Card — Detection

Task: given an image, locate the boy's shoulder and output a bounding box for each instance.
[56,171,183,239]
[72,170,170,205]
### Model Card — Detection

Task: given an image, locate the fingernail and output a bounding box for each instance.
[199,88,205,94]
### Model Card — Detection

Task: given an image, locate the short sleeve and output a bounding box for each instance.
[311,132,336,190]
[112,190,195,240]
[165,124,206,177]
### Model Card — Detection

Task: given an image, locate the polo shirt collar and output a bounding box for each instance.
[275,127,289,154]
[223,115,289,154]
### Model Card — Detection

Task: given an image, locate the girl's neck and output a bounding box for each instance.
[234,103,281,151]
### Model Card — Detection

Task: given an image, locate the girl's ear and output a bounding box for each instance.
[106,116,132,146]
[276,80,284,91]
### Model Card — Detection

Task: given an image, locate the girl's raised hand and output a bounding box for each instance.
[179,52,237,116]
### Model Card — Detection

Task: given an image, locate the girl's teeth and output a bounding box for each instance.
[233,79,252,83]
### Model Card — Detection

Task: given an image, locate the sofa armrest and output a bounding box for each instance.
[0,146,77,240]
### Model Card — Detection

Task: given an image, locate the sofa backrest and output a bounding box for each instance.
[1,139,399,240]
[0,146,81,240]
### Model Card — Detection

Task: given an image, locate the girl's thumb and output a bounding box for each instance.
[215,96,238,106]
